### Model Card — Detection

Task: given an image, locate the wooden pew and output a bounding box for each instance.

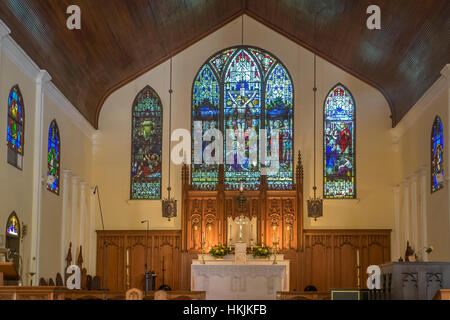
[276,291,331,300]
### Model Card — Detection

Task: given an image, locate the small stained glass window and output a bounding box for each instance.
[431,116,444,193]
[47,120,61,195]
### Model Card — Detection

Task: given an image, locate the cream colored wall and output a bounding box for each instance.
[96,15,395,235]
[38,94,94,279]
[396,86,450,261]
[0,51,36,279]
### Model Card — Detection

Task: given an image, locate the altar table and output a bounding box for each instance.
[191,264,287,300]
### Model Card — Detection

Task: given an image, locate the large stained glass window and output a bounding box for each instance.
[47,120,60,195]
[431,116,444,193]
[323,84,356,199]
[191,46,294,191]
[130,86,162,200]
[7,85,24,169]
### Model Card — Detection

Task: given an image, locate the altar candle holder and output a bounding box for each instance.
[126,249,130,290]
[200,239,206,264]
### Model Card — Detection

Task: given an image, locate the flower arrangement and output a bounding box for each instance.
[252,244,272,258]
[209,244,231,258]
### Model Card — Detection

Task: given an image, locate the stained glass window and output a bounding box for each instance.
[6,212,19,237]
[191,46,294,191]
[323,84,356,199]
[130,86,162,200]
[47,120,60,195]
[7,85,24,169]
[431,116,444,193]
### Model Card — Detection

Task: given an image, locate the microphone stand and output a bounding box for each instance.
[94,186,107,291]
[158,256,171,291]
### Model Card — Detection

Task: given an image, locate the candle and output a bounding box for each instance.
[219,220,221,243]
[126,249,129,266]
[240,183,243,192]
[356,249,360,266]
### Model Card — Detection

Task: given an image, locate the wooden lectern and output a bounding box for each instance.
[0,262,19,286]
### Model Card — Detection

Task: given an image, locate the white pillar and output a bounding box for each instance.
[79,182,88,266]
[393,185,401,260]
[418,166,429,261]
[410,173,419,250]
[402,180,410,252]
[71,176,80,258]
[0,20,11,71]
[61,170,72,276]
[29,70,52,284]
[89,187,97,274]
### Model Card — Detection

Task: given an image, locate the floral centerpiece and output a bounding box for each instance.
[252,244,272,258]
[209,244,231,259]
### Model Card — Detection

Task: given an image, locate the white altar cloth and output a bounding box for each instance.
[191,264,287,300]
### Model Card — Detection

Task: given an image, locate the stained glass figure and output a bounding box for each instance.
[7,85,24,154]
[265,64,293,190]
[191,46,294,191]
[47,120,60,194]
[130,86,162,200]
[6,213,19,237]
[323,84,356,199]
[192,64,220,190]
[431,116,444,193]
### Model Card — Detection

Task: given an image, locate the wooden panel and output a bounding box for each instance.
[0,1,448,128]
[96,230,181,291]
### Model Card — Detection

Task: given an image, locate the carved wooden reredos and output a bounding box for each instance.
[181,151,304,252]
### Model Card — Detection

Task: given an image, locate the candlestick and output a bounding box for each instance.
[126,248,129,266]
[356,249,360,266]
[219,220,221,244]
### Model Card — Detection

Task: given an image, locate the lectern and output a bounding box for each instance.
[0,262,19,286]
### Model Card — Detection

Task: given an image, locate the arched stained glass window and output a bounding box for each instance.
[7,85,24,169]
[431,116,444,193]
[130,86,162,200]
[47,120,61,195]
[6,212,19,237]
[323,84,356,199]
[191,46,294,191]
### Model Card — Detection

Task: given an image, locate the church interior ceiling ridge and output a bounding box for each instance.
[0,0,448,129]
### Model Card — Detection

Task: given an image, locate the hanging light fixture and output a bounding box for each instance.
[307,8,324,221]
[162,58,177,221]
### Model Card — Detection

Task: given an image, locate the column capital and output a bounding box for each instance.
[80,181,89,191]
[0,19,11,39]
[392,184,401,193]
[72,176,80,184]
[36,69,52,85]
[63,169,72,178]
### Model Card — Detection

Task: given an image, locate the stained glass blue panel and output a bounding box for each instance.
[323,84,355,199]
[265,63,293,190]
[192,64,220,190]
[224,49,262,190]
[47,120,60,194]
[130,86,162,199]
[431,116,444,193]
[7,85,24,154]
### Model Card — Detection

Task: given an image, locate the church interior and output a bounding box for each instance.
[0,0,449,302]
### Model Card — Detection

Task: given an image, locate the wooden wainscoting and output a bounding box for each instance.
[97,229,390,293]
[96,230,181,291]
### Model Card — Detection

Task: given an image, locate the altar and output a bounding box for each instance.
[191,261,287,300]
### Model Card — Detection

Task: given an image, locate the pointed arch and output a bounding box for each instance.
[7,85,25,169]
[130,85,163,200]
[431,115,444,193]
[191,45,294,191]
[47,120,61,195]
[323,83,356,199]
[6,211,20,237]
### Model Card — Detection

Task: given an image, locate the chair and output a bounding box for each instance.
[126,288,144,300]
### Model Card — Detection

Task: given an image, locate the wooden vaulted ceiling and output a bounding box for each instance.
[0,0,448,129]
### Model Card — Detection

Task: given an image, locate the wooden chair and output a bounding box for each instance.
[126,288,144,300]
[276,291,331,300]
[39,278,48,286]
[48,278,55,286]
[55,273,64,286]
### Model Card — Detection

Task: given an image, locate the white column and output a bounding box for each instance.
[71,176,80,258]
[61,170,72,276]
[89,187,97,274]
[401,180,410,251]
[418,167,429,261]
[79,182,88,266]
[30,70,52,284]
[0,20,11,71]
[393,185,401,260]
[410,173,419,250]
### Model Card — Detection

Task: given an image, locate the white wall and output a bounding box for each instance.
[95,16,396,236]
